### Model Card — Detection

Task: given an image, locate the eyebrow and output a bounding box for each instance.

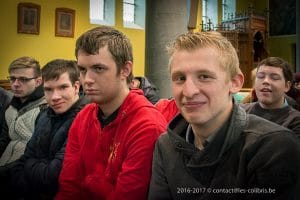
[171,69,216,76]
[44,83,70,89]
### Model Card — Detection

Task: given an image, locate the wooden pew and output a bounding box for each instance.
[0,80,11,90]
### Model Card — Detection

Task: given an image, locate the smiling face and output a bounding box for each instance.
[170,47,243,133]
[255,65,291,109]
[44,72,80,114]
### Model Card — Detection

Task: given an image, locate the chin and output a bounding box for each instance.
[183,113,203,123]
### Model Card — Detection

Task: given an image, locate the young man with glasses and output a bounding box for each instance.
[0,56,47,166]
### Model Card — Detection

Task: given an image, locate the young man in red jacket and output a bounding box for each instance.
[56,26,167,200]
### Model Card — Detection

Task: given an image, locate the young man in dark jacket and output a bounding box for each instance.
[148,31,300,200]
[242,57,300,136]
[0,59,89,199]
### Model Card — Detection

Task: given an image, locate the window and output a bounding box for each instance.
[123,0,135,23]
[90,0,115,26]
[222,0,236,21]
[202,0,218,31]
[123,0,145,29]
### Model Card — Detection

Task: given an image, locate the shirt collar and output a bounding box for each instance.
[185,124,216,148]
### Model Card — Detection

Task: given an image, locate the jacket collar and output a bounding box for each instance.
[47,96,89,119]
[168,103,247,167]
[11,84,44,110]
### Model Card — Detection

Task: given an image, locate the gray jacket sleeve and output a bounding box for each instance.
[148,137,172,200]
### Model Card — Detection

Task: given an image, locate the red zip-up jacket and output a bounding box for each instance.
[155,98,179,123]
[56,90,167,200]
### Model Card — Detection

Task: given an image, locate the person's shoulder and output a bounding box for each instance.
[155,98,175,108]
[288,107,300,116]
[239,102,256,111]
[156,132,171,146]
[72,102,97,118]
[28,96,47,110]
[243,114,300,154]
[123,96,167,129]
[78,102,97,113]
[245,113,295,137]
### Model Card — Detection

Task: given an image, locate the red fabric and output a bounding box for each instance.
[155,98,179,123]
[56,90,167,200]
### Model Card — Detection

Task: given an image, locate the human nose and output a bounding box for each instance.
[81,69,95,85]
[51,90,62,101]
[11,78,22,86]
[182,77,199,98]
[261,75,271,84]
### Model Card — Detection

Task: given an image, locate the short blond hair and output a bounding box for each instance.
[167,31,241,80]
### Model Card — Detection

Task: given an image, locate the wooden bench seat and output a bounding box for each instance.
[0,80,11,90]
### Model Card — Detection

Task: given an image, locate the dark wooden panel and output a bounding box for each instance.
[0,80,11,90]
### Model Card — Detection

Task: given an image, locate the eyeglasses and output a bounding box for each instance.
[7,76,37,84]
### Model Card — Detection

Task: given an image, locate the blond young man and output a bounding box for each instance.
[148,31,300,200]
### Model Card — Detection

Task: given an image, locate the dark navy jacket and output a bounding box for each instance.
[6,96,89,199]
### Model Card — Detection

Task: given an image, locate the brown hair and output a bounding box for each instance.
[75,26,134,84]
[256,57,293,83]
[9,56,41,76]
[42,59,79,85]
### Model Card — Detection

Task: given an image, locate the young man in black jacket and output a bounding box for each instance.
[148,31,300,200]
[0,59,89,199]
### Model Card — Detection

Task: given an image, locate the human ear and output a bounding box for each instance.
[229,73,244,94]
[284,81,291,92]
[73,80,80,94]
[121,61,133,79]
[35,76,43,86]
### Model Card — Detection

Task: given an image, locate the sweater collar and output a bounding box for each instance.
[11,84,44,110]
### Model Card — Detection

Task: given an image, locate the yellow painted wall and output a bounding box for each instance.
[0,0,145,79]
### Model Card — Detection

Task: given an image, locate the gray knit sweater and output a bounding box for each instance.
[0,96,46,166]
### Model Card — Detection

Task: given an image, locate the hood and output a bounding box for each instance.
[87,89,155,124]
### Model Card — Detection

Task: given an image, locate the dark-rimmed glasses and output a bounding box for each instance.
[7,76,37,84]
